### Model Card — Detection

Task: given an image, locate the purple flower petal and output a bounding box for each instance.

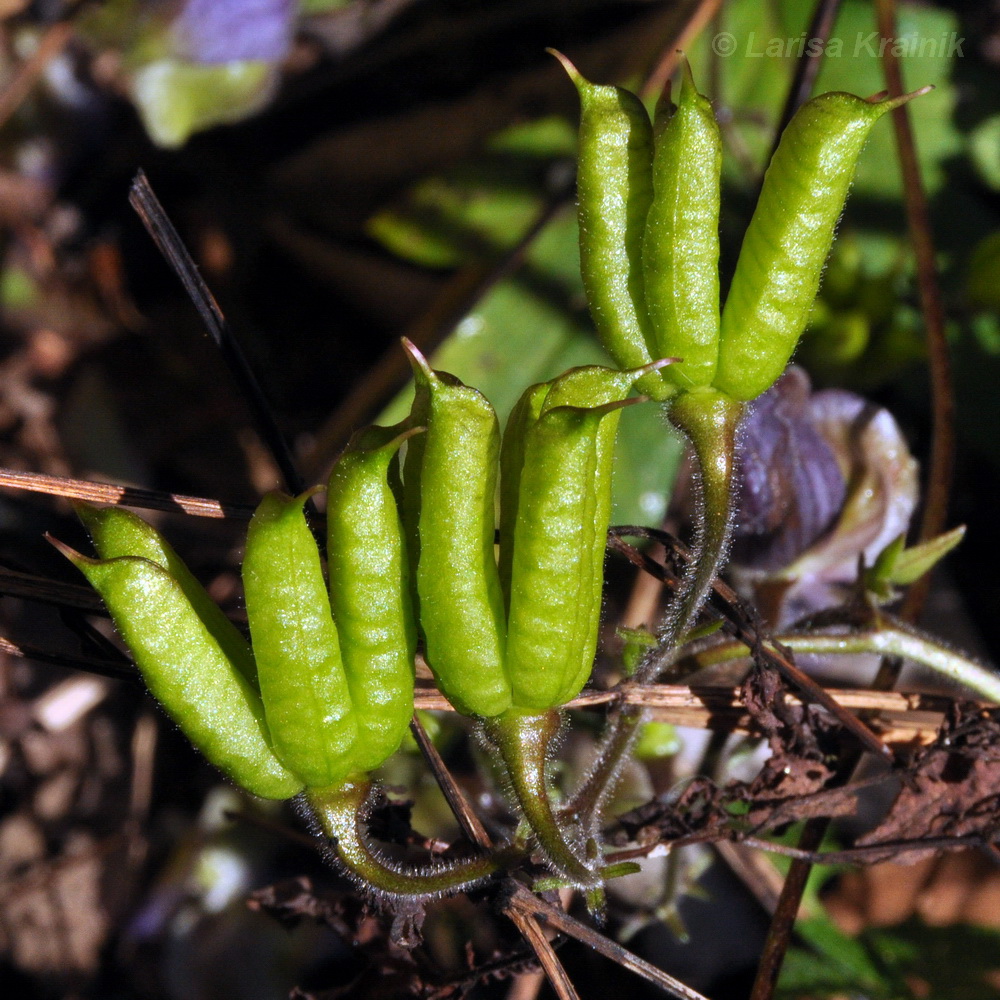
[726,368,918,626]
[732,368,847,572]
[793,386,918,582]
[173,0,296,64]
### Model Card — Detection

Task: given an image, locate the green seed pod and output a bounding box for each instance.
[499,363,668,681]
[51,539,301,800]
[503,364,656,711]
[642,64,722,390]
[552,50,672,402]
[243,491,358,789]
[326,424,419,773]
[401,339,509,719]
[716,88,927,402]
[75,503,258,688]
[498,380,550,607]
[500,361,668,709]
[505,402,623,710]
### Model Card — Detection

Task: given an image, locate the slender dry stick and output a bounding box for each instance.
[872,0,955,629]
[610,532,893,758]
[302,181,572,476]
[0,467,255,518]
[129,172,305,497]
[2,628,963,746]
[409,714,492,851]
[0,635,135,682]
[505,883,710,1000]
[751,4,956,994]
[767,0,845,153]
[640,0,724,102]
[0,565,105,612]
[409,715,584,999]
[740,834,1000,866]
[0,19,73,130]
[506,906,581,1000]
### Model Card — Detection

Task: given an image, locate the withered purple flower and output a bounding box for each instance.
[729,368,917,624]
[732,367,846,573]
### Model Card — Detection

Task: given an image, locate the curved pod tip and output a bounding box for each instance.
[867,84,934,111]
[400,337,434,380]
[547,48,583,87]
[46,533,93,568]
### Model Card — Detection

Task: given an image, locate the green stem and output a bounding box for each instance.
[562,705,643,832]
[483,710,605,911]
[639,386,744,681]
[696,626,1000,703]
[306,777,509,897]
[567,388,744,834]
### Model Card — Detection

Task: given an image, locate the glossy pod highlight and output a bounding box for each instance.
[243,491,358,789]
[75,503,258,688]
[552,51,672,402]
[401,339,509,719]
[51,532,302,800]
[326,424,418,772]
[642,64,722,390]
[715,88,929,401]
[501,362,668,710]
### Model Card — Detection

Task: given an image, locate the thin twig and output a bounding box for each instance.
[609,532,893,758]
[505,883,710,1000]
[408,714,492,851]
[0,467,255,518]
[129,171,305,497]
[740,833,1000,866]
[751,7,957,990]
[0,566,105,612]
[302,181,573,477]
[640,0,724,102]
[749,818,827,1000]
[2,621,961,744]
[410,711,581,1000]
[0,635,136,682]
[505,907,581,1000]
[874,0,955,629]
[767,0,845,157]
[0,20,74,131]
[695,627,1000,705]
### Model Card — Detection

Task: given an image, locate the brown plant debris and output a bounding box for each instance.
[249,877,538,1000]
[858,703,1000,859]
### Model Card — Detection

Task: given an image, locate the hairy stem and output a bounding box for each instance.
[696,625,1000,703]
[483,710,605,912]
[567,389,744,832]
[640,387,744,680]
[306,778,509,897]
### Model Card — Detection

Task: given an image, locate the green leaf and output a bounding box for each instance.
[967,232,1000,313]
[781,918,1000,999]
[600,861,642,880]
[633,722,680,761]
[130,59,274,148]
[300,0,351,13]
[617,625,658,676]
[367,171,542,270]
[779,918,891,997]
[869,525,966,592]
[969,115,1000,192]
[486,116,577,158]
